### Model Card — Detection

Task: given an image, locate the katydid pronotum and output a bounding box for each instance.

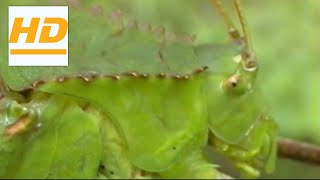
[0,0,278,178]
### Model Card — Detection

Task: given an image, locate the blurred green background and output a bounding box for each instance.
[109,0,319,178]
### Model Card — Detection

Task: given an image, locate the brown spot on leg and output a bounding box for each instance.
[5,114,32,136]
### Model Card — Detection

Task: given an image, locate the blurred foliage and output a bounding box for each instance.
[108,0,319,178]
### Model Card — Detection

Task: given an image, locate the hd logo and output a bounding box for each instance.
[8,6,68,66]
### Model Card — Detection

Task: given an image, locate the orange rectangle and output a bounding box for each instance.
[10,49,67,55]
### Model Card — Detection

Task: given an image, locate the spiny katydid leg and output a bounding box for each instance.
[0,94,103,178]
[0,95,39,178]
[209,115,278,178]
[0,99,37,137]
[1,92,158,179]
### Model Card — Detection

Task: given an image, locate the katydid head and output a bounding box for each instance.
[206,0,265,144]
[206,61,262,144]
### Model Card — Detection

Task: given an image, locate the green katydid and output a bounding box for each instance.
[0,0,278,179]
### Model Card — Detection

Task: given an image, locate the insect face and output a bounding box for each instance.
[205,53,262,144]
[222,57,257,96]
[205,0,271,145]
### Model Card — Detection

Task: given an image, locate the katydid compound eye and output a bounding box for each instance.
[224,74,240,88]
[222,74,247,95]
[228,75,239,87]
